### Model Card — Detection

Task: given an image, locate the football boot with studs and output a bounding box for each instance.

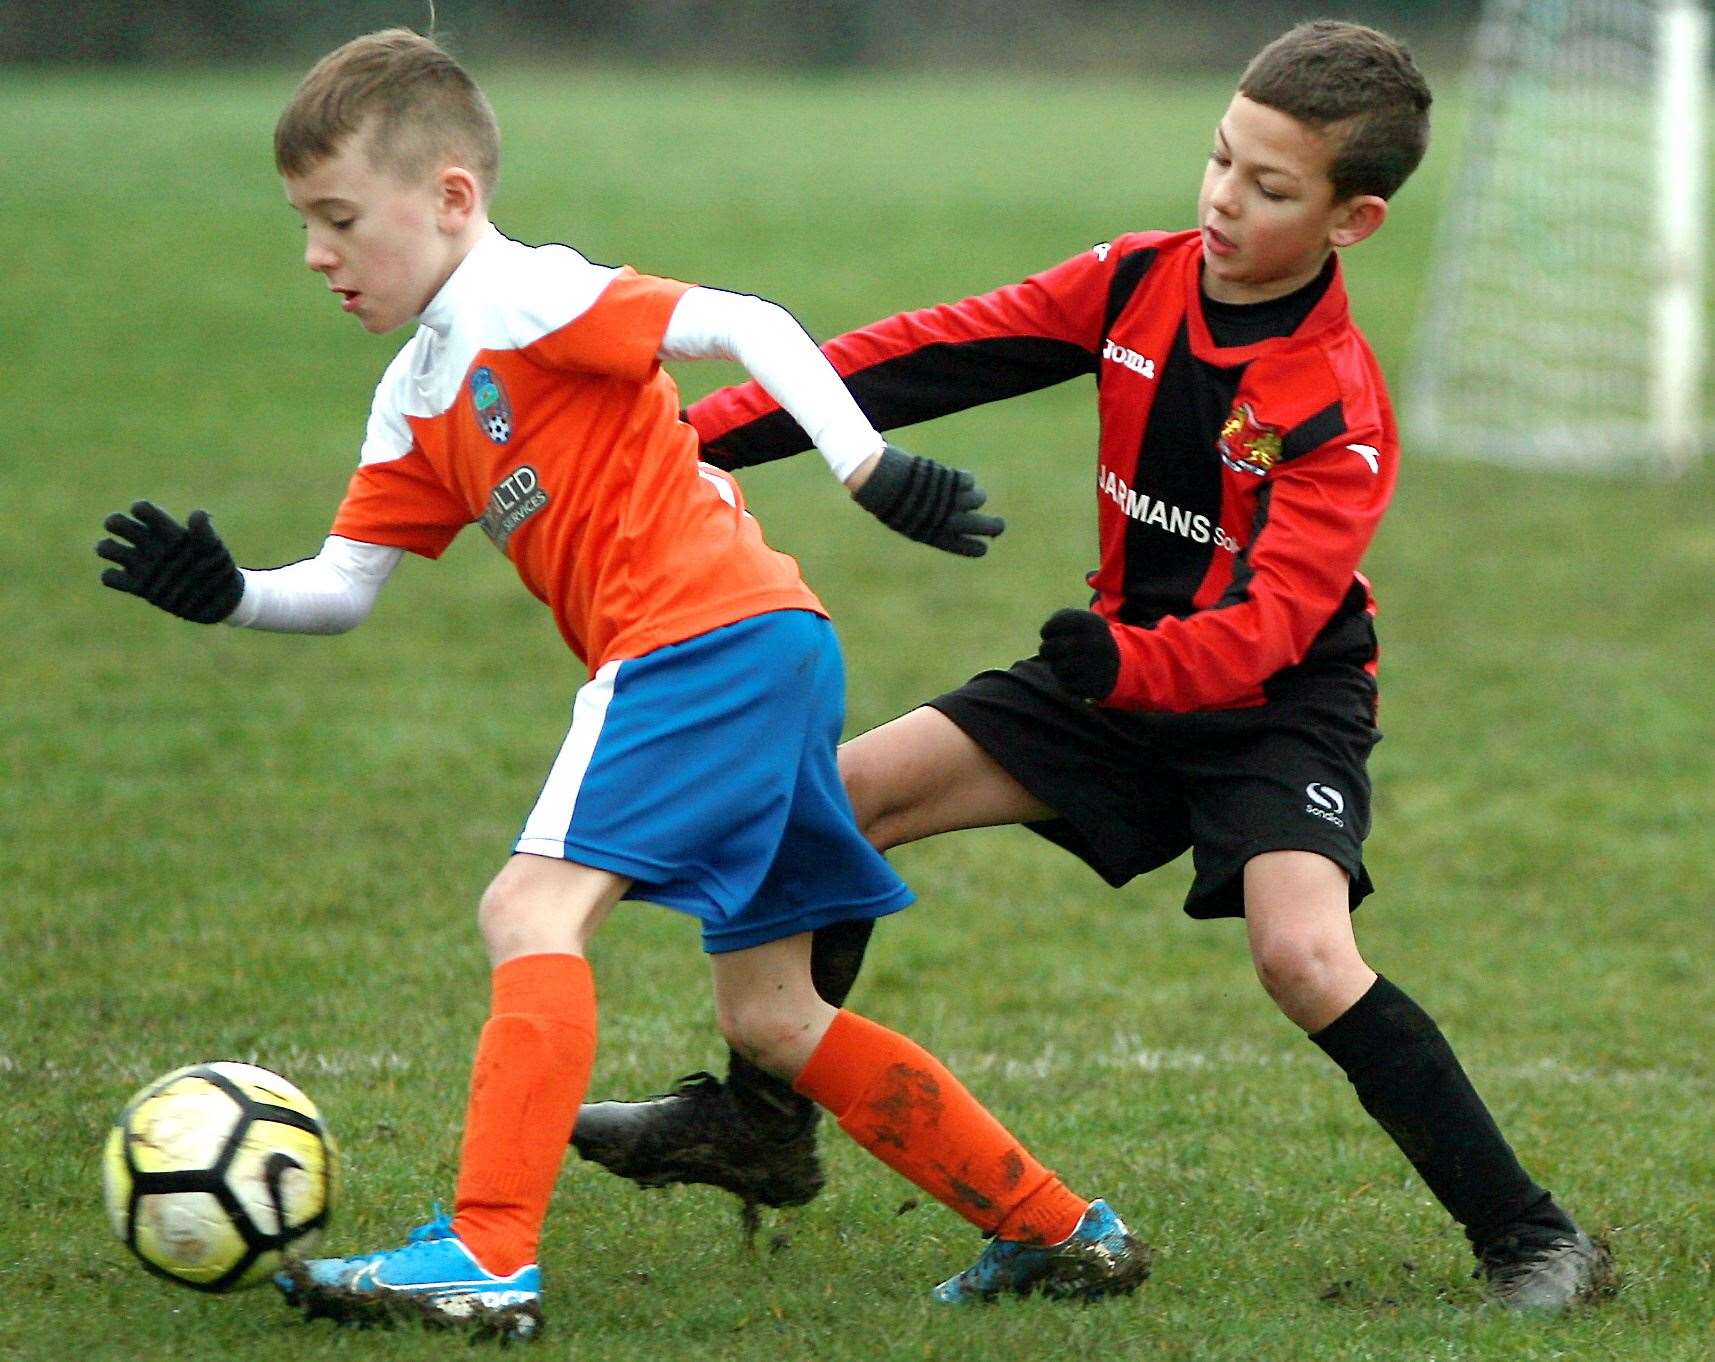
[571,1070,825,1210]
[1477,1225,1616,1313]
[276,1207,543,1342]
[931,1198,1151,1304]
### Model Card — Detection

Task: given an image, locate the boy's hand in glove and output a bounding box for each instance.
[850,444,1004,557]
[97,501,244,624]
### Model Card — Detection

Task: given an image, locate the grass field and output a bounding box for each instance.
[4,63,1715,1362]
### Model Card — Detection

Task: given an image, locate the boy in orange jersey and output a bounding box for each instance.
[95,28,1146,1340]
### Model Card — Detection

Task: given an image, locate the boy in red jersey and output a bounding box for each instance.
[571,21,1615,1314]
[95,28,1147,1339]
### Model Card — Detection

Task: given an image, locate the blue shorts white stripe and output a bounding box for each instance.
[515,610,913,952]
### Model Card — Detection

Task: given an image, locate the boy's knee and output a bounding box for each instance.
[476,873,524,945]
[1249,931,1372,1031]
[472,855,625,963]
[1251,935,1329,1004]
[715,994,821,1079]
[715,993,777,1058]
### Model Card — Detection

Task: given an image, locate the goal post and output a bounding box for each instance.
[1405,0,1709,475]
[1652,0,1707,472]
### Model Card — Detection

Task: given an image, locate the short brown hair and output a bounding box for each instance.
[275,28,500,198]
[1239,21,1431,201]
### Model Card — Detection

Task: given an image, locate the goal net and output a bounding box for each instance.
[1405,0,1708,474]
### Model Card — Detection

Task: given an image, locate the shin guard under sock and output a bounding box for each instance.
[453,953,597,1275]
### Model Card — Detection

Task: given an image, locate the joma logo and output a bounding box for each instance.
[1101,339,1156,380]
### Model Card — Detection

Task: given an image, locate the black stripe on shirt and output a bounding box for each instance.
[1214,479,1274,609]
[1279,400,1347,465]
[1115,322,1242,626]
[1103,248,1159,336]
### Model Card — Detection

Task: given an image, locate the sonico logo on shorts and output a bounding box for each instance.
[1305,782,1346,827]
[479,465,548,552]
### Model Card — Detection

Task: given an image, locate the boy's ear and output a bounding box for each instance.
[435,165,482,230]
[1330,194,1387,249]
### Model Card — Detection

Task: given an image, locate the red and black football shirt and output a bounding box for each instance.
[689,229,1397,713]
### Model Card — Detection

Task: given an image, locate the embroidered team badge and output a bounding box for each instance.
[1217,403,1283,477]
[470,366,513,444]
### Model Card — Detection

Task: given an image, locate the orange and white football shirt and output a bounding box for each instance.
[331,227,824,668]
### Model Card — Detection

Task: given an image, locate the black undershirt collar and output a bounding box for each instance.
[1199,253,1336,349]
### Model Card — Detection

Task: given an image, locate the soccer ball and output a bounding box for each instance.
[103,1061,336,1291]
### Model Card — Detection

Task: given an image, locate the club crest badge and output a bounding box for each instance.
[1217,403,1283,476]
[470,366,512,444]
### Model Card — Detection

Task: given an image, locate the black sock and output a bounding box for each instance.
[806,917,877,1008]
[1311,975,1577,1252]
[724,918,877,1133]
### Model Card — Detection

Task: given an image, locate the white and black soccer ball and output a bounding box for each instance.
[102,1061,336,1291]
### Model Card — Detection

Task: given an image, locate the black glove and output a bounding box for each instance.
[851,444,1004,557]
[96,501,244,624]
[1039,608,1120,701]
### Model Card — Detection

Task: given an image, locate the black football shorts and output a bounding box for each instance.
[927,656,1380,919]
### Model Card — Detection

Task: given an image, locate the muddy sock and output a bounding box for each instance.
[795,1008,1088,1244]
[1311,975,1577,1252]
[725,918,876,1137]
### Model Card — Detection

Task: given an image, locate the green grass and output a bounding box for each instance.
[4,65,1715,1361]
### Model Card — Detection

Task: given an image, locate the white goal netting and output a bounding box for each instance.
[1405,0,1707,474]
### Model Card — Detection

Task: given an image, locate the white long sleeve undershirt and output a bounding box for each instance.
[229,285,879,634]
[658,286,883,482]
[225,536,402,633]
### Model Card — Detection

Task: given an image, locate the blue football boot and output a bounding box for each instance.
[277,1206,543,1340]
[932,1199,1151,1304]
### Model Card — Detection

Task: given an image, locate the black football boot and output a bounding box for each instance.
[571,919,875,1209]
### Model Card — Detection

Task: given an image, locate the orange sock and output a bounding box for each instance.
[451,953,596,1275]
[794,1009,1090,1245]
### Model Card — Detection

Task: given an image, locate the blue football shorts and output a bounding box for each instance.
[514,609,914,952]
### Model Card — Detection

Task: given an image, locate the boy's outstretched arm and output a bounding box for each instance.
[660,286,1003,557]
[97,501,401,634]
[687,239,1140,471]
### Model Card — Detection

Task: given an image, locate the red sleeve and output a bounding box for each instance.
[690,237,1167,465]
[1103,426,1395,712]
[524,268,691,382]
[330,449,470,559]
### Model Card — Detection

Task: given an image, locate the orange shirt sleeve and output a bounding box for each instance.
[331,448,470,559]
[523,268,691,382]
